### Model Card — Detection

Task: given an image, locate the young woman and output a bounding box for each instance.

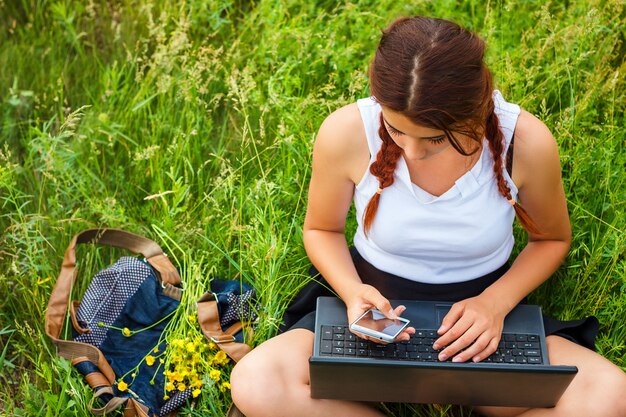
[230,16,626,417]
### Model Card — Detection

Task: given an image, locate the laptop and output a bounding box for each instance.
[309,297,577,407]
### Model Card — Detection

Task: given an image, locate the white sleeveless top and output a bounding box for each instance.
[353,90,520,284]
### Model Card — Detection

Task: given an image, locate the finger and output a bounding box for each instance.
[368,293,396,319]
[437,303,464,335]
[393,305,406,317]
[470,337,500,363]
[450,333,494,363]
[433,314,473,350]
[436,319,476,360]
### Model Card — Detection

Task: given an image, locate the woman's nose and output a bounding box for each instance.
[402,142,426,160]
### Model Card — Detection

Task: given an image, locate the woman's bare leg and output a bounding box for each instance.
[231,329,385,417]
[475,335,626,417]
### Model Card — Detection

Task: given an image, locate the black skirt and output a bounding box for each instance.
[280,248,599,351]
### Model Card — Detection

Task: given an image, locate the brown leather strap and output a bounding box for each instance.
[64,346,115,384]
[90,390,127,416]
[85,371,111,389]
[197,292,252,362]
[72,356,112,388]
[126,398,150,417]
[90,395,150,417]
[69,300,90,334]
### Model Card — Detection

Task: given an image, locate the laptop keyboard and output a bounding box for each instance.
[319,325,543,365]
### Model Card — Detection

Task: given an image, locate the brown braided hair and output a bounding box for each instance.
[363,16,539,235]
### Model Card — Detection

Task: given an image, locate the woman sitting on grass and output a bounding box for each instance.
[231,16,626,417]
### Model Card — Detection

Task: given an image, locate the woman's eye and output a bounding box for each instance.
[386,125,402,137]
[427,136,446,144]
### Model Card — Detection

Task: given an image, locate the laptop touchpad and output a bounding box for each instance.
[435,304,452,326]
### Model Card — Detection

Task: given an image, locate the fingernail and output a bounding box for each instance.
[432,343,440,350]
[387,309,398,319]
[437,326,446,333]
[472,357,480,363]
[452,356,463,363]
[438,353,447,361]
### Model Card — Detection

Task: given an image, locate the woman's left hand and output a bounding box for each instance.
[432,294,509,363]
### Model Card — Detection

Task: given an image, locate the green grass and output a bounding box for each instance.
[0,0,624,416]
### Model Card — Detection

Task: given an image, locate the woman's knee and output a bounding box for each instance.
[230,330,314,416]
[230,348,284,414]
[546,336,626,416]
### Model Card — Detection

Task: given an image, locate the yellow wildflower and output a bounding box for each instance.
[165,382,175,392]
[145,355,156,366]
[192,388,201,398]
[117,380,128,392]
[159,358,164,364]
[187,314,196,322]
[220,381,231,392]
[122,327,132,337]
[192,378,202,389]
[163,395,170,400]
[186,342,195,353]
[208,341,217,350]
[177,383,187,391]
[153,347,159,353]
[214,350,228,365]
[209,369,221,381]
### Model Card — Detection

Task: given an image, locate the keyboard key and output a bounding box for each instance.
[332,347,344,355]
[321,340,332,354]
[525,349,541,357]
[528,357,542,364]
[516,334,528,342]
[332,341,344,348]
[321,326,333,340]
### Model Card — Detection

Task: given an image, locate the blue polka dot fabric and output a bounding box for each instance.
[75,257,151,347]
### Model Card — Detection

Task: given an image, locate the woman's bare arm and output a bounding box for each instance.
[435,110,572,362]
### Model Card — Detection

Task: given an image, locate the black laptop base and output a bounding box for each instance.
[309,297,577,407]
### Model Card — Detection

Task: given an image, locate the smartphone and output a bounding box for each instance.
[349,308,411,343]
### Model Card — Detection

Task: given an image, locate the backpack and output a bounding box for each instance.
[45,228,256,416]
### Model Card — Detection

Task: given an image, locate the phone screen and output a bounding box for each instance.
[352,309,409,338]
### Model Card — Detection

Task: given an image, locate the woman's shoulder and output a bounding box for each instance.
[313,102,369,175]
[512,109,561,187]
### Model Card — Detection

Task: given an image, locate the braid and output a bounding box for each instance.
[485,100,541,235]
[362,113,403,235]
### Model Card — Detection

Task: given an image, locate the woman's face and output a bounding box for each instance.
[381,107,452,161]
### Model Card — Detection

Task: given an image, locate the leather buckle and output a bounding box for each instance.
[210,335,236,344]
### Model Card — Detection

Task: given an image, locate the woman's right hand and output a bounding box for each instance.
[345,284,415,344]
